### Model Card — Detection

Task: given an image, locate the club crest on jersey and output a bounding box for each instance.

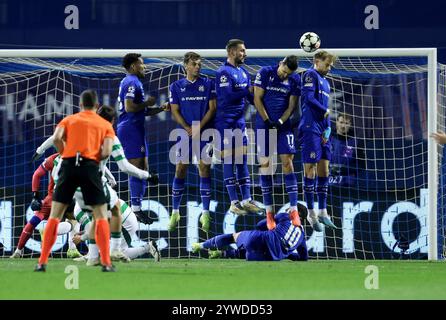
[269,76,274,82]
[310,152,316,159]
[254,73,262,85]
[220,75,227,83]
[180,87,186,92]
[128,86,135,93]
[198,85,205,92]
[305,76,313,83]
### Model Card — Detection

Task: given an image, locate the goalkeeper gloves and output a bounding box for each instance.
[147,171,159,186]
[322,127,331,144]
[30,192,42,211]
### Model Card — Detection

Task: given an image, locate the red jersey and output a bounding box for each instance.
[32,153,59,196]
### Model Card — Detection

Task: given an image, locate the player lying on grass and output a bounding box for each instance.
[64,199,160,266]
[192,209,308,261]
[11,153,82,259]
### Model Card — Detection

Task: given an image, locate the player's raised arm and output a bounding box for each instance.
[431,131,446,145]
[32,135,55,162]
[52,125,65,154]
[101,137,114,160]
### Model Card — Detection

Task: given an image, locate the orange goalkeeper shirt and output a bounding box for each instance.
[56,109,115,163]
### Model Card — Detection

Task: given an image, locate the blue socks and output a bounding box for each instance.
[285,173,298,208]
[130,176,146,209]
[304,177,315,210]
[236,155,251,201]
[200,177,211,211]
[202,233,234,249]
[317,176,329,210]
[172,177,185,210]
[224,163,238,202]
[260,174,273,208]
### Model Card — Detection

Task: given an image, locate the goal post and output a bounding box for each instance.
[0,48,439,260]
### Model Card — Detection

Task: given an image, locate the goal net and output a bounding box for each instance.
[0,49,440,260]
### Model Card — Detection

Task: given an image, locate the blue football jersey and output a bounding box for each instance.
[169,77,216,129]
[253,65,301,123]
[298,67,331,135]
[215,62,251,121]
[265,212,306,261]
[117,74,145,129]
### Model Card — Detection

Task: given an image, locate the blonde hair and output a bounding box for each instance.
[314,50,337,64]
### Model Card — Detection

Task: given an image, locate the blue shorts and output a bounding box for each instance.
[299,131,331,163]
[236,230,273,261]
[117,125,148,159]
[215,118,248,153]
[174,136,213,164]
[255,122,296,157]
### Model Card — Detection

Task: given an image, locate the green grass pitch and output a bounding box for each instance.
[0,259,445,299]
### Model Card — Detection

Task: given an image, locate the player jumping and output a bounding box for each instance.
[253,55,301,230]
[215,39,262,215]
[298,50,337,231]
[168,52,216,233]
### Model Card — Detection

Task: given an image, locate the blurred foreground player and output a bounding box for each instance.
[11,153,80,258]
[35,90,115,272]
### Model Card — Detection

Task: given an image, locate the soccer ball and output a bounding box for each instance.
[299,32,321,53]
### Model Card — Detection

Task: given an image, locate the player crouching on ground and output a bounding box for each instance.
[192,208,308,261]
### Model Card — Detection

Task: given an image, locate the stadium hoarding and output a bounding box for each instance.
[0,184,428,259]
